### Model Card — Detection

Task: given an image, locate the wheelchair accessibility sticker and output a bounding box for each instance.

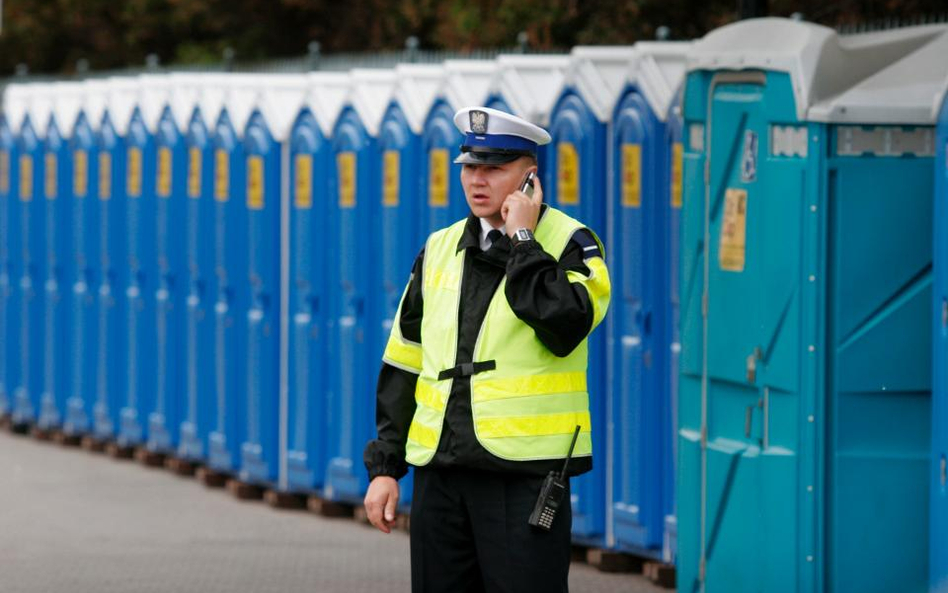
[741,130,758,183]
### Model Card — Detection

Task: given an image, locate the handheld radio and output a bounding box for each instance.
[528,425,581,531]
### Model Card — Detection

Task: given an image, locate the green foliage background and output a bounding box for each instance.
[0,0,945,74]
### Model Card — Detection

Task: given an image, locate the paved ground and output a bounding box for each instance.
[0,428,667,593]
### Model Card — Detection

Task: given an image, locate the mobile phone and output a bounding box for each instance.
[520,171,536,198]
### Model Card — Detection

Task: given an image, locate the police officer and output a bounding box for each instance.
[364,106,610,593]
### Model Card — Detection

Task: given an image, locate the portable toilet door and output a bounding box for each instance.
[64,83,101,437]
[323,69,391,504]
[607,42,690,559]
[0,108,20,420]
[679,18,946,593]
[934,62,948,593]
[239,74,307,488]
[37,90,76,432]
[421,60,497,238]
[145,76,189,455]
[285,71,348,494]
[207,77,252,477]
[93,79,132,442]
[531,48,628,546]
[12,85,52,427]
[177,74,217,463]
[118,85,158,448]
[490,54,570,177]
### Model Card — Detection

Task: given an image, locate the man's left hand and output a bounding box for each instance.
[502,174,543,236]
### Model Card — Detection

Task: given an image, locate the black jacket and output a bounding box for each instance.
[364,206,604,480]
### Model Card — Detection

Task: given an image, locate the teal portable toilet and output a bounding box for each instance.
[206,75,254,477]
[420,59,497,236]
[932,37,948,593]
[606,42,691,560]
[11,84,53,428]
[547,46,634,548]
[239,74,308,489]
[324,69,394,504]
[679,18,947,593]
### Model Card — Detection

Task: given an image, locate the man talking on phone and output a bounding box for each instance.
[363,106,610,593]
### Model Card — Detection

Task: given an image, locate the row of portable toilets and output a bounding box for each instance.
[2,16,948,593]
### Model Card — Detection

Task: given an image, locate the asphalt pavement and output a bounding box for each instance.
[0,428,668,593]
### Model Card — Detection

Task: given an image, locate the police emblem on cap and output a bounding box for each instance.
[470,110,488,134]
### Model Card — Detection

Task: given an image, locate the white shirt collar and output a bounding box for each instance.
[478,218,506,251]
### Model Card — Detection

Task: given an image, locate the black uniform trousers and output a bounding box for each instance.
[410,466,572,593]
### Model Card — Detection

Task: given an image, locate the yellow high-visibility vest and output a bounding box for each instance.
[383,207,610,465]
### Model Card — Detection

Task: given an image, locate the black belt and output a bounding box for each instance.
[437,360,496,381]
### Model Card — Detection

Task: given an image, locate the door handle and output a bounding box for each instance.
[744,398,763,439]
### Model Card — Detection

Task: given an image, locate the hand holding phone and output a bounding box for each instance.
[502,170,542,235]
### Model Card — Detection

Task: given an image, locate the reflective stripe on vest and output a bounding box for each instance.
[405,207,602,465]
[382,283,423,373]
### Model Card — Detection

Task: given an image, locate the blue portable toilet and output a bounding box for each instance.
[92,77,134,442]
[238,74,308,488]
[11,84,53,427]
[605,42,691,560]
[53,82,101,437]
[173,73,219,463]
[35,83,79,432]
[206,76,254,477]
[138,74,190,454]
[374,63,444,506]
[116,76,159,448]
[679,19,946,593]
[0,92,22,420]
[543,47,635,548]
[490,54,569,176]
[323,69,395,504]
[930,33,948,593]
[420,60,497,237]
[285,71,350,494]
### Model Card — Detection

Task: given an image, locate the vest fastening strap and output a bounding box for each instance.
[437,360,496,381]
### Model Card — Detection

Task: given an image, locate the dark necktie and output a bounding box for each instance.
[487,229,503,249]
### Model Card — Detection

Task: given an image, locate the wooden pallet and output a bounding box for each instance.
[53,431,82,447]
[643,561,676,589]
[571,544,589,563]
[264,490,307,510]
[80,436,107,453]
[104,442,134,460]
[31,427,54,442]
[395,514,410,533]
[195,467,229,488]
[308,496,355,518]
[164,457,198,477]
[226,478,264,501]
[9,421,30,435]
[586,548,645,573]
[351,505,370,525]
[134,447,166,468]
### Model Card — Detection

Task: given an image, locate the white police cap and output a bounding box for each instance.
[453,106,552,165]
